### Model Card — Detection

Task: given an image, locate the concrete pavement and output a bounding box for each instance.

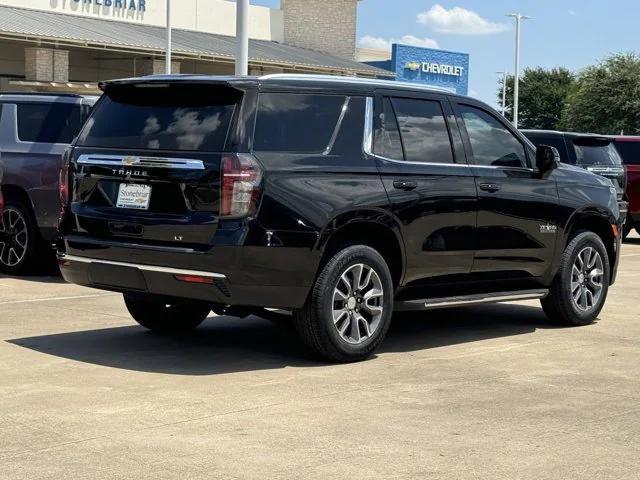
[1,235,639,479]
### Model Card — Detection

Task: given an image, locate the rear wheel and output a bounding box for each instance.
[541,231,610,326]
[0,199,43,275]
[124,294,210,333]
[293,245,393,362]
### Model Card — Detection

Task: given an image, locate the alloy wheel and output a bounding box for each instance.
[332,263,384,345]
[0,207,28,268]
[571,246,604,312]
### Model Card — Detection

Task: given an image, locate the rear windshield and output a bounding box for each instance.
[614,141,640,165]
[572,139,622,166]
[77,84,240,152]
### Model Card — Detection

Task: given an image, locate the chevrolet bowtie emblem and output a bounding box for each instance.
[405,62,421,72]
[123,156,138,166]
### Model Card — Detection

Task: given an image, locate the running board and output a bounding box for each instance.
[395,289,549,311]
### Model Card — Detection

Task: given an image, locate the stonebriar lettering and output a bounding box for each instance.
[72,0,147,11]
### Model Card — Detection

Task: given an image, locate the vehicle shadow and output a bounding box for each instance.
[8,303,559,376]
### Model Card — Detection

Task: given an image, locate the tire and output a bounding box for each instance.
[293,245,394,362]
[541,231,610,326]
[124,294,210,333]
[0,198,43,275]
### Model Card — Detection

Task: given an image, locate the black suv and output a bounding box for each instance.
[57,75,622,362]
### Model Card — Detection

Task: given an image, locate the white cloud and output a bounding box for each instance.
[568,9,577,16]
[417,4,509,35]
[358,35,439,52]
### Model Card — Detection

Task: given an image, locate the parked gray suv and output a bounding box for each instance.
[0,93,97,274]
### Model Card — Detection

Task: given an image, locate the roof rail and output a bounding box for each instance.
[258,73,455,94]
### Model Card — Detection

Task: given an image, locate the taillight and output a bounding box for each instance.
[0,187,4,216]
[59,148,71,209]
[220,153,263,218]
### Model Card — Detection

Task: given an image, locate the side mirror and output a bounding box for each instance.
[536,145,560,174]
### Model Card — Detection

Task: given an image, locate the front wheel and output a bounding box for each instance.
[541,231,610,326]
[293,245,394,362]
[124,294,210,333]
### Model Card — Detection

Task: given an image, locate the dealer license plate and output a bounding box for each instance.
[116,183,151,210]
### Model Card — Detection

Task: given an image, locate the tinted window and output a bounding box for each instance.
[391,97,453,163]
[17,103,84,144]
[254,93,346,153]
[614,141,640,165]
[459,105,527,168]
[373,97,403,160]
[78,85,239,152]
[329,97,366,156]
[525,134,569,162]
[573,139,622,166]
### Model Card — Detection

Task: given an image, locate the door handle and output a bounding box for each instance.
[479,183,501,193]
[393,180,418,191]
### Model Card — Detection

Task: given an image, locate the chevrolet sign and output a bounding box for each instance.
[405,61,465,77]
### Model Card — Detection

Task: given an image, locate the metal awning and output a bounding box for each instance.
[0,5,392,77]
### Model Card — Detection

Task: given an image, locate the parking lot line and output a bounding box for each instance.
[0,293,117,306]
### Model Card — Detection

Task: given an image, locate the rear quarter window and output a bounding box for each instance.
[16,102,84,144]
[253,93,348,153]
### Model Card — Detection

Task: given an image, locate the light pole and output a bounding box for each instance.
[235,0,249,76]
[165,0,172,74]
[506,13,531,128]
[497,71,508,116]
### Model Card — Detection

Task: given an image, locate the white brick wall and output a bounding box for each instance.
[25,47,70,82]
[53,50,69,82]
[138,59,182,76]
[282,0,358,59]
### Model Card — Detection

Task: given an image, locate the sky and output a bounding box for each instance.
[250,0,639,108]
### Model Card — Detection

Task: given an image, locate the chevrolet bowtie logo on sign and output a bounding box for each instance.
[404,62,421,72]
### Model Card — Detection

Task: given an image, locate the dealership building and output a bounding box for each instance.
[0,0,390,93]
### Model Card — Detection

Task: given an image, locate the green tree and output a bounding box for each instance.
[497,67,575,129]
[560,53,640,134]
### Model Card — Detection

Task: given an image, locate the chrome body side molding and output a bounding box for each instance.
[59,254,226,279]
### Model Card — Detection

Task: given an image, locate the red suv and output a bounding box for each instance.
[613,137,640,238]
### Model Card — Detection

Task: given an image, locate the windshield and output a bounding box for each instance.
[77,84,241,152]
[573,140,622,166]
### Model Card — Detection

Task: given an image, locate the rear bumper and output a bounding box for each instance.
[57,244,314,310]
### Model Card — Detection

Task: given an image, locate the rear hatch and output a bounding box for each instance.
[66,80,244,249]
[571,136,626,196]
